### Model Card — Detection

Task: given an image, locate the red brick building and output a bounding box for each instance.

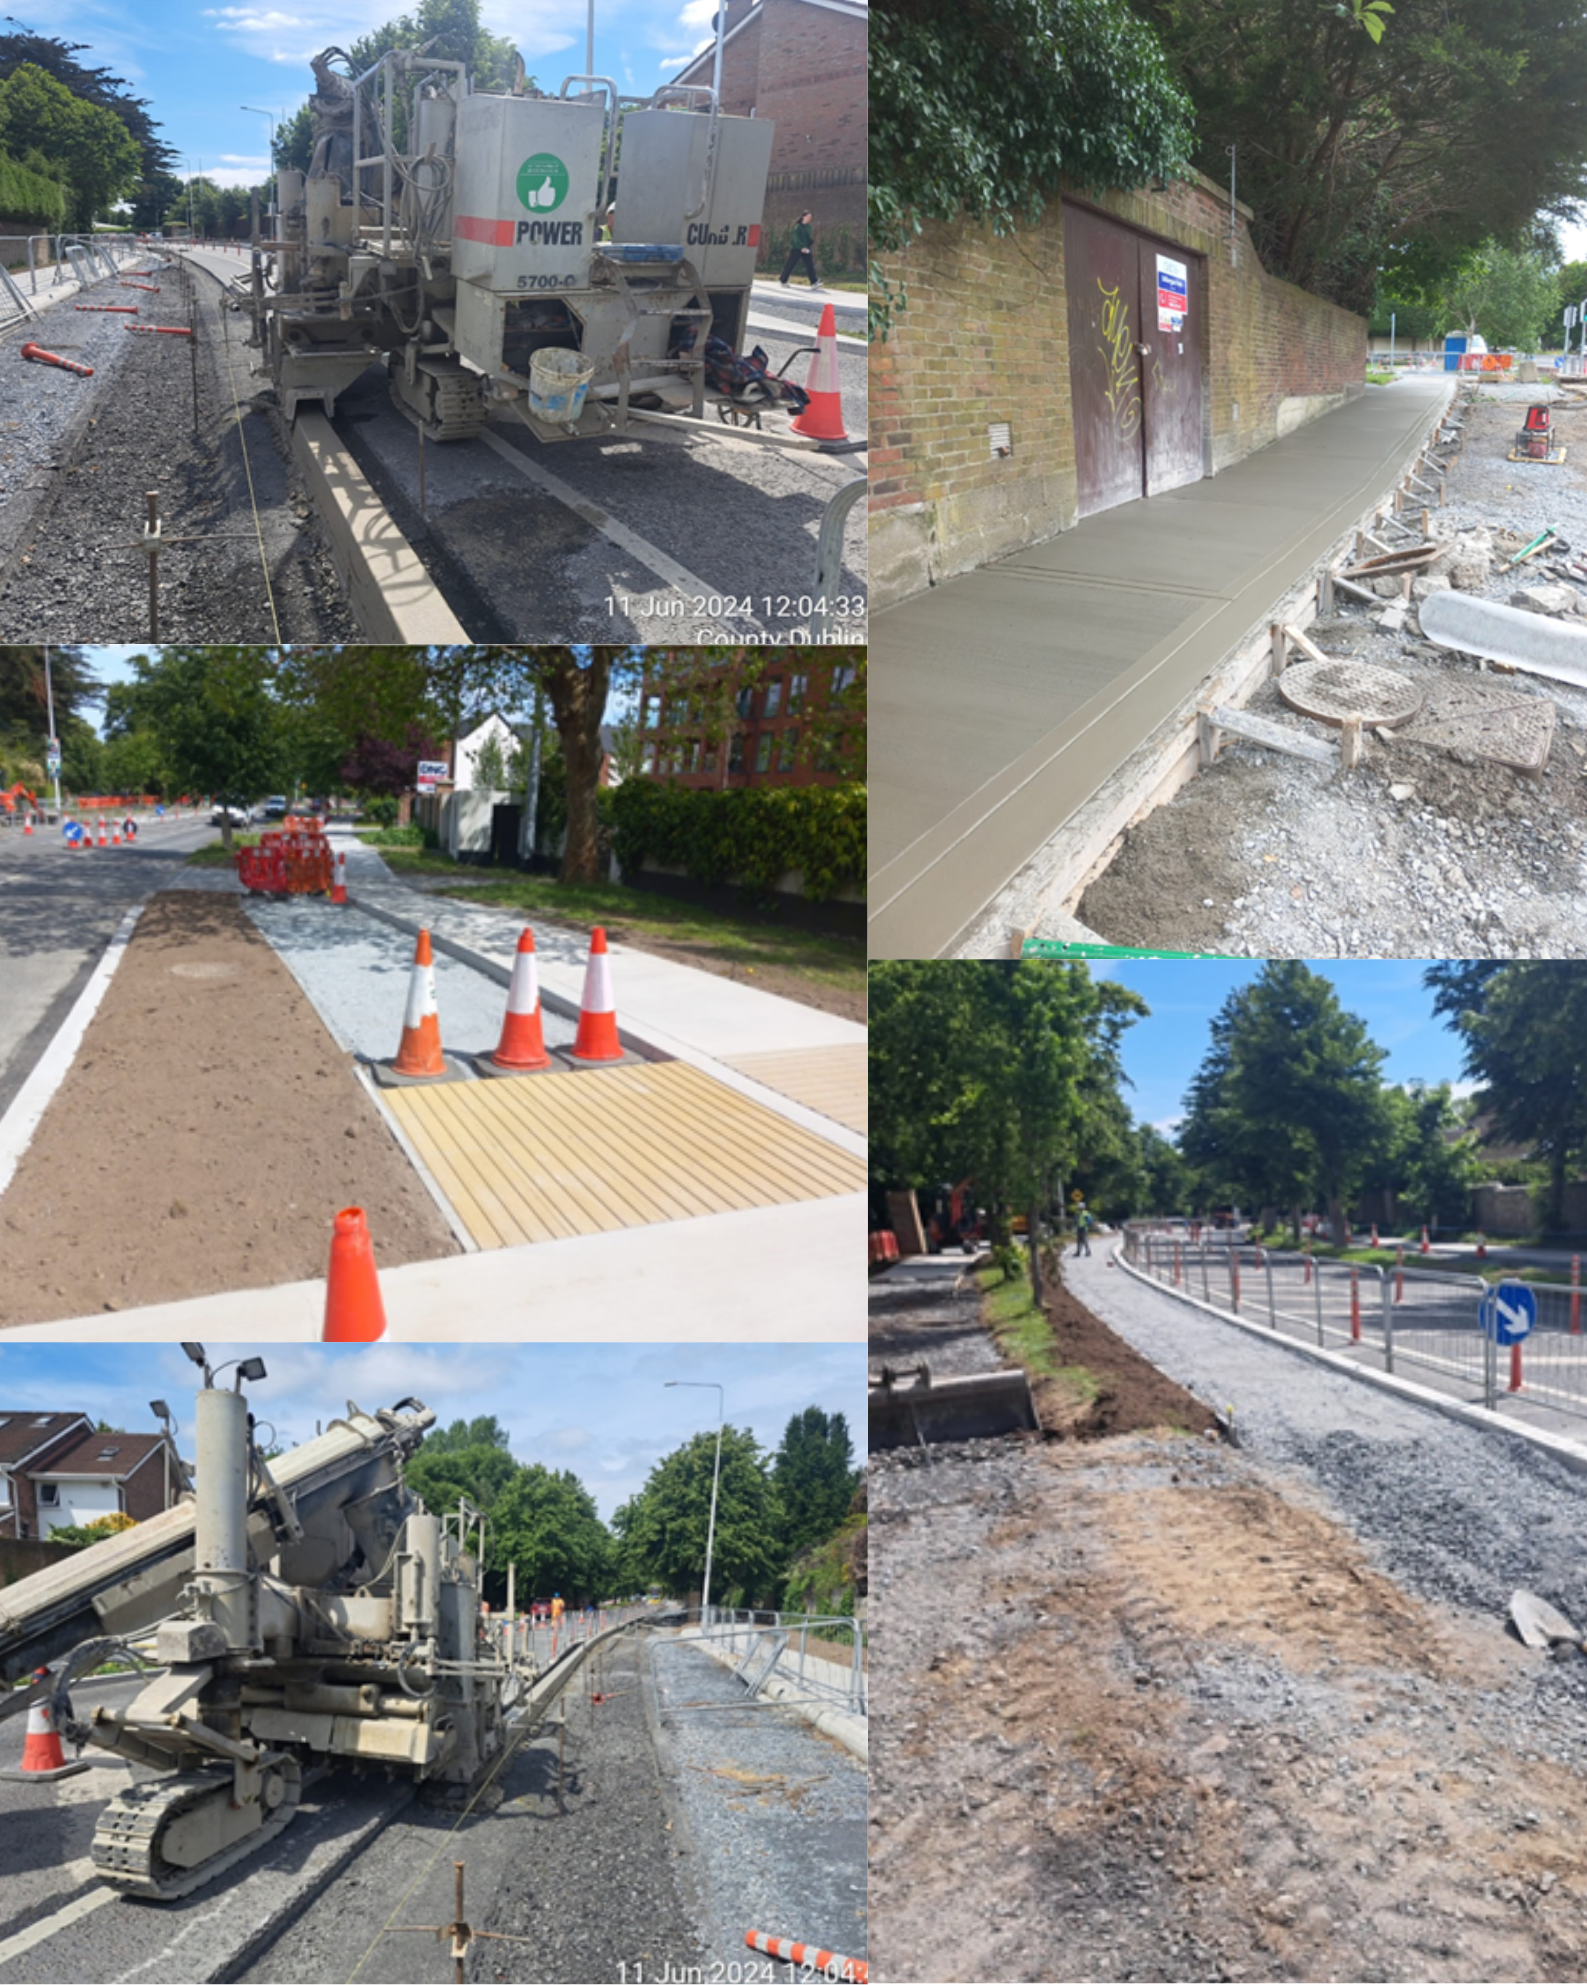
[0,1411,181,1539]
[672,0,866,273]
[637,653,863,787]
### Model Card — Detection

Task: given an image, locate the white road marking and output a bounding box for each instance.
[477,429,724,600]
[0,1885,117,1966]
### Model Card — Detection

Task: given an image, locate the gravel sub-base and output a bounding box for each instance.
[240,1637,706,1984]
[1076,388,1587,958]
[872,1255,1587,1983]
[648,1636,868,1972]
[0,261,355,640]
[0,889,458,1325]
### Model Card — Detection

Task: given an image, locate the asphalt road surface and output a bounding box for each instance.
[0,815,217,1118]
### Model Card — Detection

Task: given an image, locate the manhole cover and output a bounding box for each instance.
[1277,659,1424,728]
[1393,676,1555,773]
[169,961,238,981]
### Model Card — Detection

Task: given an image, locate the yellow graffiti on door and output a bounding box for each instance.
[1096,278,1143,440]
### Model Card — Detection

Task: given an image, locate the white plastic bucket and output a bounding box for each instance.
[528,347,596,425]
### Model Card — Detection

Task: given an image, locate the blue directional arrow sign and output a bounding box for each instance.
[1481,1280,1537,1345]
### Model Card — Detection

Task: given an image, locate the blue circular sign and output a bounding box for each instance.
[1482,1280,1536,1345]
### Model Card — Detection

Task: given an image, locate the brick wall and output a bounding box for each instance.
[871,173,1367,608]
[122,1448,175,1522]
[676,0,865,268]
[0,1535,75,1585]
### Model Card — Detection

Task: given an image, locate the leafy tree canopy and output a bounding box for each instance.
[0,61,142,228]
[771,1408,859,1560]
[871,0,1195,336]
[612,1426,786,1607]
[1129,0,1587,312]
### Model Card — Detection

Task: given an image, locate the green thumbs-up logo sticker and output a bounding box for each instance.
[516,153,569,213]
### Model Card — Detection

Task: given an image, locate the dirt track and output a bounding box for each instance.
[0,890,457,1324]
[871,1265,1587,1983]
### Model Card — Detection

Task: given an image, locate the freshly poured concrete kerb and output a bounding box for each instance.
[291,410,469,642]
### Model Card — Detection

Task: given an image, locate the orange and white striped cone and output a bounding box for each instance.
[1420,1225,1431,1256]
[570,926,623,1063]
[97,821,107,848]
[331,849,348,905]
[745,1933,866,1984]
[20,342,93,378]
[486,928,552,1072]
[390,929,448,1078]
[22,816,31,836]
[111,826,120,845]
[0,1692,88,1782]
[789,303,848,444]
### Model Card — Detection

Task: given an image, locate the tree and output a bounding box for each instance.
[871,0,1194,337]
[1130,0,1587,313]
[471,730,510,792]
[421,1415,512,1454]
[0,645,96,739]
[1440,241,1560,350]
[868,960,1146,1296]
[491,1464,613,1601]
[1429,962,1587,1232]
[405,1438,519,1519]
[612,1427,785,1606]
[121,648,287,845]
[0,63,143,229]
[1180,962,1387,1240]
[1554,261,1587,350]
[771,1409,858,1560]
[0,25,175,196]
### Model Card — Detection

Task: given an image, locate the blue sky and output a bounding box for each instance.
[0,1340,864,1519]
[1086,959,1470,1133]
[20,0,740,193]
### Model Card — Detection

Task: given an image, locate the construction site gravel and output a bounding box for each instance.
[872,1243,1587,1984]
[0,260,355,642]
[1079,386,1587,958]
[0,888,457,1326]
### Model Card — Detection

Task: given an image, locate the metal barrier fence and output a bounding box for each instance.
[1122,1225,1587,1422]
[698,1609,867,1718]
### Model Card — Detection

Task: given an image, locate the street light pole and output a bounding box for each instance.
[665,1380,724,1623]
[43,650,59,818]
[241,108,278,223]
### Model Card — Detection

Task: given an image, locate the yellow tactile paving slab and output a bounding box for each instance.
[382,1057,865,1250]
[722,1044,867,1134]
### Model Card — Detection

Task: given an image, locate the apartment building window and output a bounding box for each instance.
[755,734,773,774]
[729,733,746,774]
[777,729,798,773]
[788,673,807,713]
[735,687,755,720]
[764,679,783,720]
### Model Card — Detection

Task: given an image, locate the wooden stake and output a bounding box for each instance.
[1340,713,1364,771]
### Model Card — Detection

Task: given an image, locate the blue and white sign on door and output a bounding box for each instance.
[1481,1280,1536,1345]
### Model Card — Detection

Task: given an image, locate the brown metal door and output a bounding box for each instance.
[1064,203,1146,517]
[1140,237,1203,496]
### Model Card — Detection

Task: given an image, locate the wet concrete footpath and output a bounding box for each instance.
[870,374,1453,957]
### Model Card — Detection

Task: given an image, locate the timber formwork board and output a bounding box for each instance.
[381,1057,863,1250]
[722,1044,868,1134]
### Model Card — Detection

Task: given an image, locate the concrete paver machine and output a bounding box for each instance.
[0,1354,638,1898]
[255,44,791,445]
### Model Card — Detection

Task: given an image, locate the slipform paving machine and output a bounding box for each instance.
[0,1351,661,1900]
[247,44,854,453]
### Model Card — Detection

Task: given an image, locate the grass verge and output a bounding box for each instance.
[186,835,257,865]
[978,1267,1099,1404]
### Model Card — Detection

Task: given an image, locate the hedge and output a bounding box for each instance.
[609,780,865,901]
[0,153,67,231]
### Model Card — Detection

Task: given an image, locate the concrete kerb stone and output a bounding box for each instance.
[175,250,468,645]
[971,382,1458,957]
[1110,1240,1587,1482]
[679,1628,867,1764]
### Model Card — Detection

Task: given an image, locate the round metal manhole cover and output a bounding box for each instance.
[1277,658,1424,729]
[169,961,239,981]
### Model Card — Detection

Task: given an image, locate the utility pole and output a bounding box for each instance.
[520,685,544,866]
[43,651,60,818]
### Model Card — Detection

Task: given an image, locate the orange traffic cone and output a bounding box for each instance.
[570,927,623,1063]
[321,1207,387,1342]
[789,303,848,444]
[22,816,31,836]
[331,849,348,905]
[1420,1225,1431,1255]
[111,827,120,845]
[97,821,107,847]
[390,929,448,1078]
[485,928,551,1072]
[0,1691,88,1782]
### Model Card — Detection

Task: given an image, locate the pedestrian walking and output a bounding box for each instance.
[779,210,818,287]
[1073,1205,1093,1257]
